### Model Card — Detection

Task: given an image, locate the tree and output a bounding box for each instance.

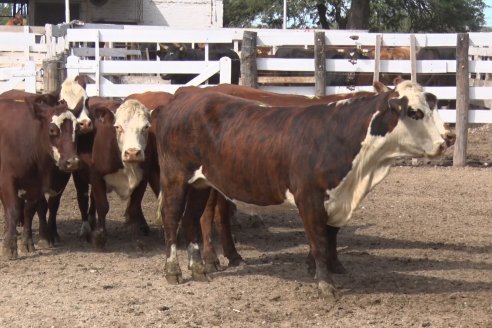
[223,0,486,32]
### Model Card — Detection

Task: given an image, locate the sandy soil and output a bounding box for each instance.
[0,124,491,328]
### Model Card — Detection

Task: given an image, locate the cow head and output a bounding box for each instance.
[59,76,93,134]
[113,99,151,163]
[380,80,455,158]
[27,96,80,172]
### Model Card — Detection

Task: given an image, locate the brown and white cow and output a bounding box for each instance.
[155,79,455,301]
[173,82,391,273]
[0,96,79,259]
[86,99,152,246]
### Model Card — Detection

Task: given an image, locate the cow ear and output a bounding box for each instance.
[388,96,408,116]
[373,81,389,93]
[94,106,114,124]
[74,75,87,90]
[393,76,405,86]
[425,92,437,110]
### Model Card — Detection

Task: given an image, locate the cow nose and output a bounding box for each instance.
[443,131,456,147]
[78,120,93,133]
[124,148,142,162]
[63,156,80,171]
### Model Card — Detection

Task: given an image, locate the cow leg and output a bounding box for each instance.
[21,199,37,253]
[1,178,21,259]
[159,170,188,285]
[326,225,347,274]
[200,189,222,272]
[306,226,347,274]
[215,193,244,267]
[182,188,209,281]
[90,173,109,249]
[125,179,150,238]
[296,191,337,302]
[36,197,51,247]
[46,193,63,245]
[73,170,92,242]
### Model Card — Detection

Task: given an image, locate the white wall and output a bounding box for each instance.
[142,0,223,27]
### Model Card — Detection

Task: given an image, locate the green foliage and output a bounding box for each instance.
[223,0,486,32]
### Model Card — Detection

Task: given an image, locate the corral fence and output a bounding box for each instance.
[0,25,491,166]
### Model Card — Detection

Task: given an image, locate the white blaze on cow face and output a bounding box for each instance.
[60,78,92,133]
[51,111,78,142]
[114,99,151,163]
[390,81,448,158]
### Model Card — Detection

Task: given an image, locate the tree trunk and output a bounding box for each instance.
[316,3,330,29]
[346,0,370,30]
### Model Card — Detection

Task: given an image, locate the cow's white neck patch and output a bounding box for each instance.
[323,112,399,227]
[51,111,77,142]
[103,162,143,199]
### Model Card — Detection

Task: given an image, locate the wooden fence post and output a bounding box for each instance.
[454,33,470,167]
[241,31,258,88]
[314,31,326,97]
[42,54,64,93]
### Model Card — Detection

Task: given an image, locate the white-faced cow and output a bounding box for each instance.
[0,96,79,259]
[87,99,151,246]
[155,79,455,301]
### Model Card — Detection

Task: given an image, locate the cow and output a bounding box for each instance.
[0,95,79,259]
[173,82,391,272]
[155,79,455,301]
[160,44,240,85]
[86,99,152,247]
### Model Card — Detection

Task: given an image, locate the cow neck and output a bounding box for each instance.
[324,94,402,227]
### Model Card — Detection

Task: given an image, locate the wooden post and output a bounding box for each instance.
[410,35,417,83]
[373,34,382,82]
[454,33,470,167]
[241,31,258,88]
[42,55,63,93]
[314,31,326,97]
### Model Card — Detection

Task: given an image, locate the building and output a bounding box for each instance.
[1,0,223,27]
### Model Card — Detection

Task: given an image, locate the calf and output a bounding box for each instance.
[0,96,79,259]
[88,99,151,246]
[155,80,455,301]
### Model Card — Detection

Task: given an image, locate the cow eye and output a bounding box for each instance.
[114,125,123,133]
[49,124,60,136]
[407,108,424,120]
[143,124,150,131]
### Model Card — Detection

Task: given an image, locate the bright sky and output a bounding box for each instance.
[485,0,492,26]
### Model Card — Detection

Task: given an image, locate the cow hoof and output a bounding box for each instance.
[328,261,348,274]
[3,239,18,260]
[317,281,338,303]
[37,239,51,249]
[79,222,92,243]
[192,271,211,282]
[53,233,61,245]
[20,237,35,253]
[307,264,316,278]
[227,254,246,267]
[165,274,183,285]
[204,261,225,273]
[91,229,107,249]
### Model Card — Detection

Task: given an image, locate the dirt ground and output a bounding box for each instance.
[0,124,491,328]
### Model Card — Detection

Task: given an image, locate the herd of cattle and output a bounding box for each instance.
[0,76,455,301]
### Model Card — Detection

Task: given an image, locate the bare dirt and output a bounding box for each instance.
[1,125,491,328]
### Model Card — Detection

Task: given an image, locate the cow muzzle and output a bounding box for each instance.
[77,119,93,134]
[443,131,456,147]
[123,148,144,162]
[60,156,80,172]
